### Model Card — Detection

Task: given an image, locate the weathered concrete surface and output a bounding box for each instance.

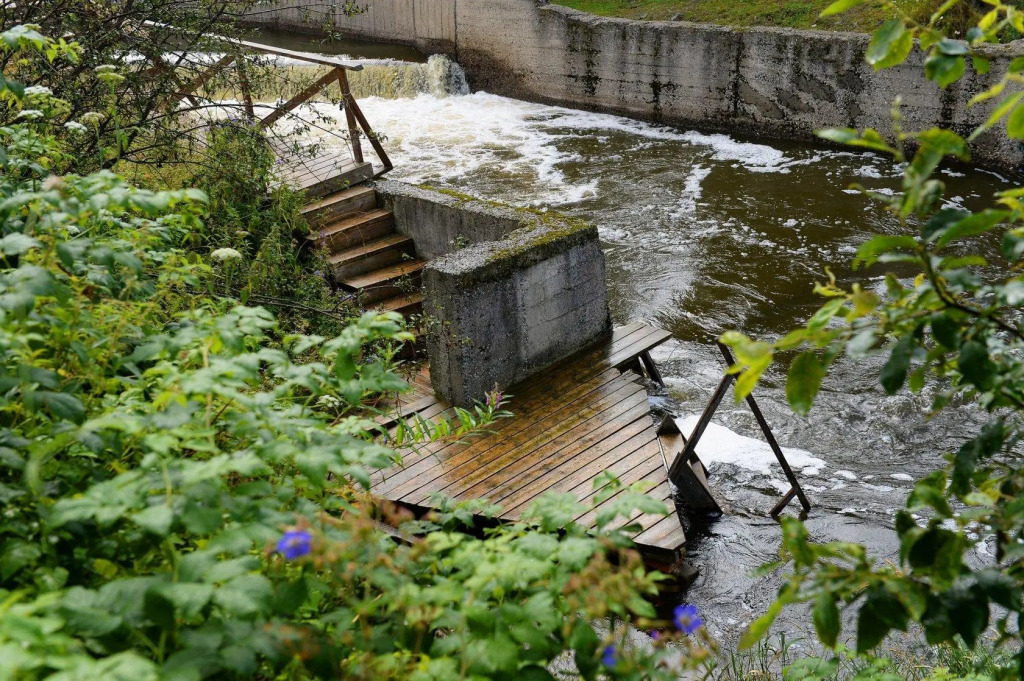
[424,222,610,406]
[242,0,456,56]
[246,0,1024,168]
[378,183,609,405]
[375,181,527,259]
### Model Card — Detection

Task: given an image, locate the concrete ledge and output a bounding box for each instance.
[374,181,530,259]
[382,183,610,406]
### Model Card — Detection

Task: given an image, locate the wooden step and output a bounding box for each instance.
[375,292,424,317]
[343,260,425,305]
[317,209,395,253]
[329,234,416,280]
[302,186,377,227]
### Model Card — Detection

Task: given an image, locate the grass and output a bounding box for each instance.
[552,0,1005,35]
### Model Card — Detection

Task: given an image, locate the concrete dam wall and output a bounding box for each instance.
[246,0,1024,167]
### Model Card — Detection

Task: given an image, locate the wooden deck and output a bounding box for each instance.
[372,322,690,564]
[269,139,373,199]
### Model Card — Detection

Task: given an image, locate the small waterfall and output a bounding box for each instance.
[345,55,470,99]
[263,54,470,101]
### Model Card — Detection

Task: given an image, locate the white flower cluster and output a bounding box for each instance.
[210,247,243,261]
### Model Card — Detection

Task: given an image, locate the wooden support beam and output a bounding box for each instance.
[259,68,342,130]
[161,54,236,111]
[346,89,393,175]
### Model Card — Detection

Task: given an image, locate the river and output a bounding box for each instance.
[250,30,1015,651]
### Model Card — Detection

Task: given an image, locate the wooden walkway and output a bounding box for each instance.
[270,139,373,199]
[372,322,690,564]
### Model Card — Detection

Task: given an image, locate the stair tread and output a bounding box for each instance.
[343,260,425,288]
[318,208,393,239]
[328,234,413,265]
[375,292,425,312]
[301,185,375,216]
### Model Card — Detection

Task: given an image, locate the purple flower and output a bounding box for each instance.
[602,644,616,668]
[674,604,702,634]
[485,390,503,409]
[649,630,661,641]
[276,529,312,560]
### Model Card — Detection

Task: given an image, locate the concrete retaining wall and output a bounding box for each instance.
[245,0,1024,168]
[378,182,610,406]
[243,0,456,56]
[375,181,526,259]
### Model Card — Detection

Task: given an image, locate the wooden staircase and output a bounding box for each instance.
[302,185,425,317]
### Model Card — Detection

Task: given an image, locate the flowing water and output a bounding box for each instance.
[252,40,1018,647]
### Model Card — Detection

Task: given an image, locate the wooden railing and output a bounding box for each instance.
[140,21,393,178]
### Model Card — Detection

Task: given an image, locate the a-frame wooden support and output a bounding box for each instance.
[667,342,812,518]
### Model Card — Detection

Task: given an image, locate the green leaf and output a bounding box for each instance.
[907,471,953,518]
[922,208,969,241]
[0,233,41,256]
[924,53,966,88]
[867,20,913,70]
[880,334,914,395]
[958,341,995,391]
[854,235,918,268]
[41,391,85,424]
[931,313,961,349]
[817,127,894,153]
[934,209,1008,249]
[132,505,174,536]
[786,351,827,416]
[570,620,599,679]
[821,0,864,17]
[812,592,840,648]
[739,600,783,649]
[1008,103,1024,140]
[857,585,908,652]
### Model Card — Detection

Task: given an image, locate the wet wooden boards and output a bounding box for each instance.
[372,323,689,564]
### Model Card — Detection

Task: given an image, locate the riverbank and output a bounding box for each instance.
[553,0,988,34]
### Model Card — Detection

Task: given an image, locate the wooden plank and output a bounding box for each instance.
[570,448,667,528]
[588,479,673,537]
[483,402,654,510]
[501,426,659,518]
[634,512,687,549]
[260,69,342,130]
[609,329,673,370]
[370,366,624,495]
[142,20,365,71]
[449,387,653,504]
[392,376,646,504]
[400,378,647,504]
[372,324,660,497]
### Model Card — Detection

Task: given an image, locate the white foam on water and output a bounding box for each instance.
[269,90,804,205]
[669,165,712,218]
[676,415,825,476]
[889,473,914,482]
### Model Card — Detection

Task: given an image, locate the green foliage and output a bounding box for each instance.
[724,2,1024,678]
[0,22,703,681]
[554,0,1008,34]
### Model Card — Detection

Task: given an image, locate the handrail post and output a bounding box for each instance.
[337,69,364,164]
[237,57,256,121]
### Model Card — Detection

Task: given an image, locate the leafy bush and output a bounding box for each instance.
[0,22,706,681]
[723,1,1024,678]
